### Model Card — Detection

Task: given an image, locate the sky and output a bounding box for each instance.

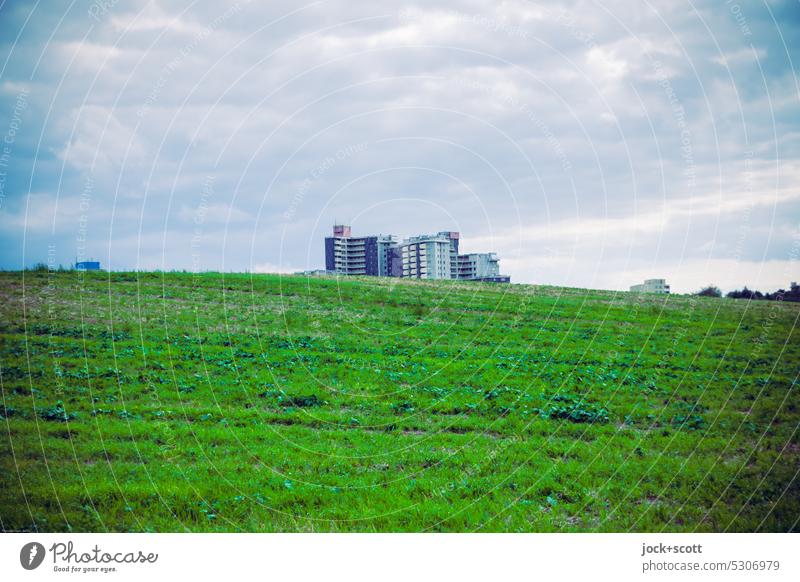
[0,0,798,293]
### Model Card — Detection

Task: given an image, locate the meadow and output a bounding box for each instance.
[0,270,798,532]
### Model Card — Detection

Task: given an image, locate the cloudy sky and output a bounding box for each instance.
[0,0,798,292]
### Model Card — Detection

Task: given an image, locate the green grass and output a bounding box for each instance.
[1,271,798,532]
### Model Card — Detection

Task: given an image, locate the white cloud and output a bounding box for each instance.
[57,41,125,73]
[58,105,146,174]
[0,193,87,233]
[585,46,628,81]
[712,47,768,67]
[177,203,251,224]
[109,4,209,35]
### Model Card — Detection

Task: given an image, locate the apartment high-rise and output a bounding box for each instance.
[324,225,397,276]
[399,233,454,279]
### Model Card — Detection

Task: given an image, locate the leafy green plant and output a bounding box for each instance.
[670,401,707,431]
[280,394,324,408]
[0,404,18,419]
[39,402,77,422]
[538,393,610,424]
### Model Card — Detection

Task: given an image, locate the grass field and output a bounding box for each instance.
[1,270,798,532]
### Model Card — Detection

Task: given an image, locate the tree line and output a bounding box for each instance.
[696,282,800,302]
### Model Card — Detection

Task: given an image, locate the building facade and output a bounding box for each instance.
[630,279,670,294]
[374,235,397,276]
[438,231,460,279]
[389,246,403,277]
[399,233,453,279]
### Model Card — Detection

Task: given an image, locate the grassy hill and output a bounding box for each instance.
[1,270,798,532]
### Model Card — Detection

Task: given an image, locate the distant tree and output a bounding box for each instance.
[727,287,747,299]
[786,282,800,302]
[727,283,800,302]
[765,282,800,302]
[696,285,722,298]
[727,286,764,300]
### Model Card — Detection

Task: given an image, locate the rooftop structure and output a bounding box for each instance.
[332,224,351,237]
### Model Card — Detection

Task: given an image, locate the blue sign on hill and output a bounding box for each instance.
[75,261,100,271]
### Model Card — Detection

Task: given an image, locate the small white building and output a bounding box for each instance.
[630,278,670,294]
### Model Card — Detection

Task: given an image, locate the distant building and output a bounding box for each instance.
[75,261,100,271]
[324,225,397,276]
[399,233,455,279]
[457,253,510,282]
[470,275,511,283]
[373,235,398,277]
[295,269,334,276]
[630,278,670,294]
[322,225,509,282]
